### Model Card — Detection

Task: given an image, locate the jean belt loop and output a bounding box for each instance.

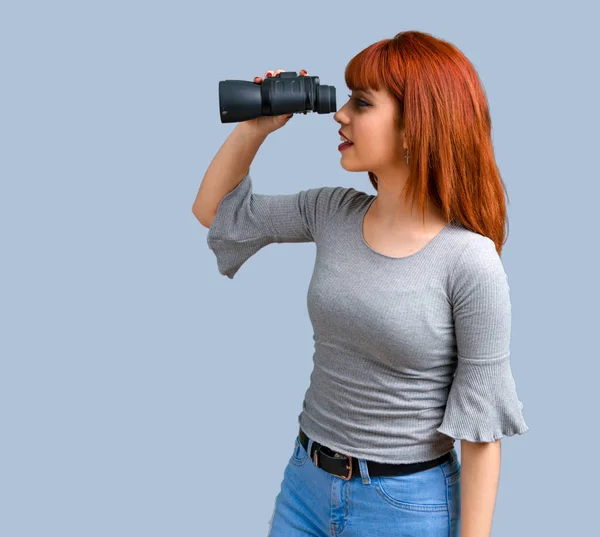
[307,438,315,463]
[358,458,371,485]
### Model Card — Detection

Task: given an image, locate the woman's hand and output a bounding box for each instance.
[240,69,310,136]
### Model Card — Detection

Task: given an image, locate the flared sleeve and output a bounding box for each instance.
[436,236,530,443]
[206,170,351,279]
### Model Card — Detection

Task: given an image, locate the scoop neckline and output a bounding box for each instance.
[358,195,453,260]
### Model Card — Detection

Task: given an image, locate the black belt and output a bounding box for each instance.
[298,428,451,480]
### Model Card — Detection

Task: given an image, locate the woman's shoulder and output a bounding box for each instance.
[326,185,371,214]
[446,222,496,253]
[445,225,507,296]
[304,184,366,223]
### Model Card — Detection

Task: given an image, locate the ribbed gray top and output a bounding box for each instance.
[206,171,529,464]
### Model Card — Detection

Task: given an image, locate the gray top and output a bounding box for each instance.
[206,170,529,464]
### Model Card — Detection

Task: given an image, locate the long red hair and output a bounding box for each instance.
[344,31,509,255]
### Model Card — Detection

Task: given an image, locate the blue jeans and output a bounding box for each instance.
[267,433,461,536]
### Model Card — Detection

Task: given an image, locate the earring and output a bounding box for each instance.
[405,148,410,165]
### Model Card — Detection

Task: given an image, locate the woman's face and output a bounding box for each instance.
[333,87,407,174]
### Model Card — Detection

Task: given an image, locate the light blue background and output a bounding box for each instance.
[2,1,597,535]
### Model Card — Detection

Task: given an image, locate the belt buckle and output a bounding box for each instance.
[313,449,353,481]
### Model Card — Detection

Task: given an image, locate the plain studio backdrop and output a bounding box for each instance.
[1,1,598,536]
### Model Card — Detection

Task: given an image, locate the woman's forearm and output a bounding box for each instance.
[459,439,501,537]
[192,123,268,226]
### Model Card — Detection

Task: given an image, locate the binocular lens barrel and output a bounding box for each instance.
[218,71,336,123]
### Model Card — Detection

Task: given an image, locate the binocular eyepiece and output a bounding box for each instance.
[218,71,337,123]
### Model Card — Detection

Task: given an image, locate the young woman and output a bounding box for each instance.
[194,30,529,537]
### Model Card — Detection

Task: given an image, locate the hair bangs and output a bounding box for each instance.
[344,40,393,93]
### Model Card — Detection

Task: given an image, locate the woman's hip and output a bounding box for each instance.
[266,430,461,536]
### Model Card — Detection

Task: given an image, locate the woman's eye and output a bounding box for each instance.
[347,94,369,107]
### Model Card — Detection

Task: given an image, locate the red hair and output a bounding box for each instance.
[344,31,510,255]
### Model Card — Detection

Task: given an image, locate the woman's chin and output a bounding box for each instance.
[339,159,367,173]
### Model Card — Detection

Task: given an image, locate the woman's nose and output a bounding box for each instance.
[334,103,349,124]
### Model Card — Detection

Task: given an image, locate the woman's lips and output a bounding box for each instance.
[338,141,354,151]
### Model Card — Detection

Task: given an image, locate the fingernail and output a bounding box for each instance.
[300,69,307,75]
[266,72,273,78]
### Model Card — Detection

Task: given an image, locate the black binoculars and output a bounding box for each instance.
[218,71,337,123]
